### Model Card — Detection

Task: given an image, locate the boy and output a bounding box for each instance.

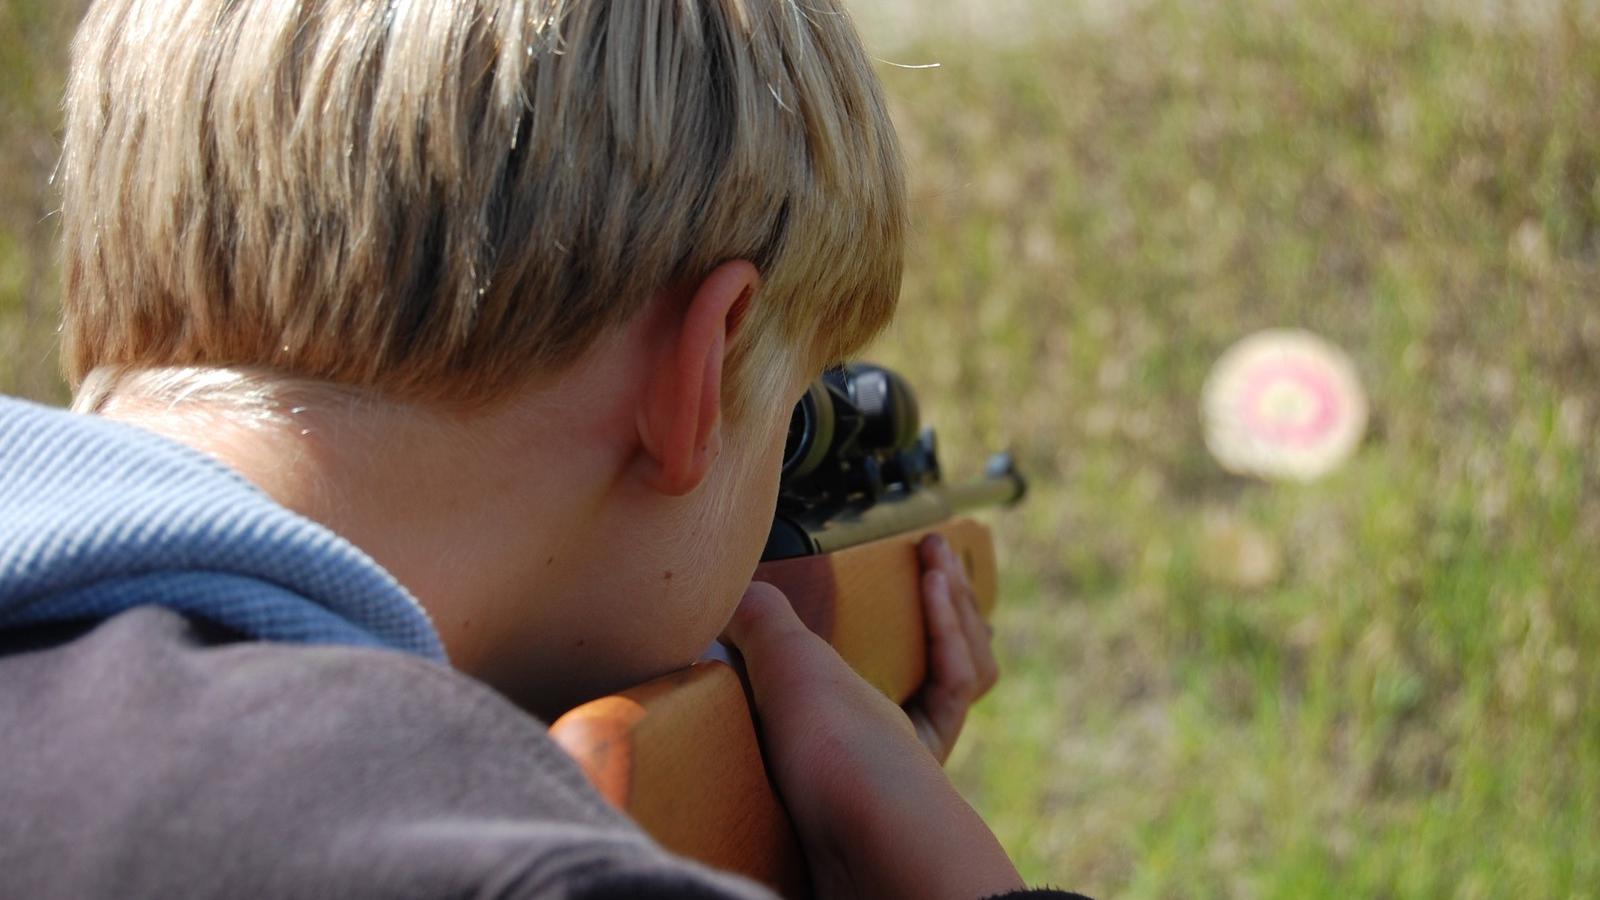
[0,1,1079,897]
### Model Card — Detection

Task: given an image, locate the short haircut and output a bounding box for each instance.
[60,0,904,418]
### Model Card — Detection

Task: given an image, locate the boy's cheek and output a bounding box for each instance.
[684,418,789,648]
[546,406,790,703]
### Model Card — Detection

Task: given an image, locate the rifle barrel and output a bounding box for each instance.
[941,451,1028,515]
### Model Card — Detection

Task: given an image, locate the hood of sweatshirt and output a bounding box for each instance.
[0,395,445,661]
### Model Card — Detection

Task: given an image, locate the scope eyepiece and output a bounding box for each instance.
[781,380,835,480]
[778,362,933,510]
[782,364,921,478]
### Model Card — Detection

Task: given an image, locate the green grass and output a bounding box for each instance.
[0,0,75,404]
[5,1,1599,896]
[860,2,1600,896]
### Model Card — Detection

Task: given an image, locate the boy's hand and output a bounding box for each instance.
[908,533,1000,763]
[723,582,1024,900]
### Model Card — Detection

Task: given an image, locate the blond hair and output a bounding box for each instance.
[60,0,904,418]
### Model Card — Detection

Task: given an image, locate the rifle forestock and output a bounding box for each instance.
[548,517,1001,899]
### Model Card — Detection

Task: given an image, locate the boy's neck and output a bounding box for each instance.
[94,376,634,714]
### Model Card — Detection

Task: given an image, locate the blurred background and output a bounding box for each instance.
[4,0,1598,895]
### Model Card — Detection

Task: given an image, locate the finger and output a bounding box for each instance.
[921,566,979,695]
[906,705,953,765]
[928,536,999,693]
[923,571,980,697]
[908,690,966,765]
[953,595,999,694]
[929,534,978,613]
[920,534,967,588]
[916,570,978,759]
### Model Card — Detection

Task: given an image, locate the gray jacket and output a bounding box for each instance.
[0,607,774,898]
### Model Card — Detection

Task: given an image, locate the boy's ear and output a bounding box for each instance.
[636,260,760,496]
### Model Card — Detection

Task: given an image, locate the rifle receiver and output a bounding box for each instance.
[762,363,1025,561]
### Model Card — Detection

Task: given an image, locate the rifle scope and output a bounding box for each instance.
[762,363,1026,561]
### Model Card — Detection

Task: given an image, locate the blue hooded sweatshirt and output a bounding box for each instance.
[0,395,445,661]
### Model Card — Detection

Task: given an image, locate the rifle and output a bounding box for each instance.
[549,363,1026,898]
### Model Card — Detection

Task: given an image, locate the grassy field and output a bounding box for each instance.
[859,2,1600,896]
[0,0,76,403]
[4,1,1599,897]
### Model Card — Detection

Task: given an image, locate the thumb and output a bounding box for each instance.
[722,582,840,703]
[722,581,808,653]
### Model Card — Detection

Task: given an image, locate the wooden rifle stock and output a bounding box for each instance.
[549,516,1000,898]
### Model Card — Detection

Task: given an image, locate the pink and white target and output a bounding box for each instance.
[1201,329,1368,483]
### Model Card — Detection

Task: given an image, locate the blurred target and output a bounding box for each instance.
[1202,329,1367,482]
